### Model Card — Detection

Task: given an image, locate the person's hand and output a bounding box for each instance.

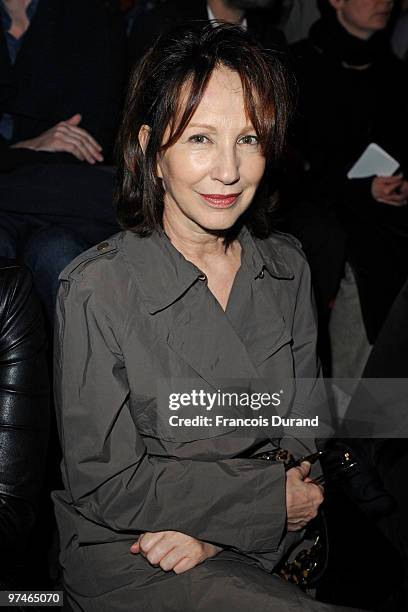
[398,180,408,202]
[286,461,324,531]
[11,113,104,164]
[371,175,407,206]
[130,530,222,574]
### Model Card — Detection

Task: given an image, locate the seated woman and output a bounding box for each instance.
[53,23,356,611]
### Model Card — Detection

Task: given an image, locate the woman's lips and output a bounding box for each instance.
[199,193,241,208]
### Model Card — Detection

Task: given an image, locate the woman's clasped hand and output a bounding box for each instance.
[130,531,223,574]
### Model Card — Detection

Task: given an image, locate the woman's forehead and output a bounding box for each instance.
[177,68,252,127]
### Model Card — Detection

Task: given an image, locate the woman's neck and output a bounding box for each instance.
[163,207,232,266]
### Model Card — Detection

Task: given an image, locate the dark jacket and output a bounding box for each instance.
[290,15,408,205]
[51,226,336,611]
[128,0,286,67]
[289,15,408,342]
[0,0,126,171]
[0,261,49,563]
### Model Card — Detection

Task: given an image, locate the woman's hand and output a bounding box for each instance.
[130,531,223,574]
[11,114,104,164]
[371,175,407,206]
[286,461,324,531]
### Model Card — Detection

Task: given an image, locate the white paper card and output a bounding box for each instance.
[347,143,400,179]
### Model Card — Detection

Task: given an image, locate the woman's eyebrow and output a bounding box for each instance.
[186,123,255,131]
[186,123,217,131]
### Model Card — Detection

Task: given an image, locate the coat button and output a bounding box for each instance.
[97,241,110,251]
[198,274,207,281]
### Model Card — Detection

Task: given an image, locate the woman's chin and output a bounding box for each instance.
[192,209,247,233]
[195,218,240,233]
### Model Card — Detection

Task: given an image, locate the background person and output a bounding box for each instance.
[288,0,408,373]
[0,0,126,327]
[128,0,286,67]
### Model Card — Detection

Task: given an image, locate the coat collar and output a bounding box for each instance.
[121,226,294,314]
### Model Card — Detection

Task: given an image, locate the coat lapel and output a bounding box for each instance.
[228,272,293,369]
[167,285,260,389]
[225,227,294,368]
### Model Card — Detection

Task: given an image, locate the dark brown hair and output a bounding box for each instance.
[116,22,295,238]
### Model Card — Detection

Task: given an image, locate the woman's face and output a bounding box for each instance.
[156,67,266,234]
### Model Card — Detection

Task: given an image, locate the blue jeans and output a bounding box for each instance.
[0,213,115,327]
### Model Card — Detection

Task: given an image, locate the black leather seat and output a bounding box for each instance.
[0,259,50,591]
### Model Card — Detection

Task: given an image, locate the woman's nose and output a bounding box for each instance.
[211,146,240,185]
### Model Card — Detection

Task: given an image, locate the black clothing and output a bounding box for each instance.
[292,16,408,189]
[362,276,408,378]
[0,0,126,170]
[290,15,408,343]
[128,0,286,65]
[0,261,49,577]
[0,164,118,225]
[318,278,408,611]
[362,277,408,609]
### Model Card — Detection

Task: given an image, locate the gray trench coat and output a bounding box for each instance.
[53,226,357,612]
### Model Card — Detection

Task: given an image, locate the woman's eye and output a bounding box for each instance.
[239,135,259,145]
[188,135,209,144]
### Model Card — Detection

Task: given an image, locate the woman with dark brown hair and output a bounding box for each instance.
[53,23,354,612]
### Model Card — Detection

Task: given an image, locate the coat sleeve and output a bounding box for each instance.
[54,275,287,554]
